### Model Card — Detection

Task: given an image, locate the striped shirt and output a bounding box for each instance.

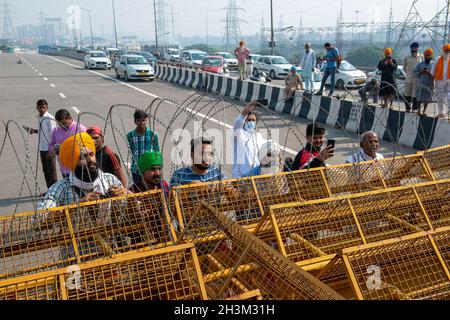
[126,128,160,174]
[170,166,226,187]
[37,173,122,210]
[346,149,384,164]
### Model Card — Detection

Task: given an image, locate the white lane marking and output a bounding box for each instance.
[46,56,297,155]
[38,73,42,76]
[50,84,56,88]
[43,77,48,81]
[59,93,66,98]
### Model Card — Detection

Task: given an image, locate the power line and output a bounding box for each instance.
[222,0,246,51]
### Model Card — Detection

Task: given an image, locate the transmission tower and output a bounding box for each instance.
[336,0,344,51]
[155,0,169,46]
[296,11,304,48]
[1,0,16,40]
[222,0,246,51]
[386,0,394,47]
[260,11,265,50]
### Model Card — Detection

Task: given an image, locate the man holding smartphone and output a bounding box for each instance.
[291,123,335,171]
[414,48,435,116]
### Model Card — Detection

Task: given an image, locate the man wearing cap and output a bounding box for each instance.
[129,151,169,195]
[284,66,304,99]
[414,48,435,116]
[87,126,127,187]
[432,44,450,118]
[403,42,424,112]
[37,132,127,210]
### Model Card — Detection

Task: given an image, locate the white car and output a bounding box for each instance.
[179,50,207,67]
[164,48,180,61]
[320,60,367,89]
[252,55,293,79]
[215,52,238,70]
[115,54,155,82]
[84,51,112,70]
[367,65,406,94]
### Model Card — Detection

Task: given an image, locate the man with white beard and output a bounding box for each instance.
[431,44,450,119]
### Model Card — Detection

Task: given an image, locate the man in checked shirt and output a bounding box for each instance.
[127,110,160,185]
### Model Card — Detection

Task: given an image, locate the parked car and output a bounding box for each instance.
[252,55,293,79]
[179,50,207,67]
[367,65,406,94]
[319,60,367,89]
[249,54,261,63]
[214,52,238,70]
[84,51,112,70]
[131,51,157,66]
[200,56,228,74]
[163,48,180,61]
[114,54,155,82]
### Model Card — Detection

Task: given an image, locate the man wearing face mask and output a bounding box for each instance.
[346,131,384,163]
[37,132,127,210]
[232,101,266,178]
[403,42,424,113]
[432,44,450,119]
[300,43,317,93]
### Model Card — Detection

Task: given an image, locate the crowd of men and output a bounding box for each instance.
[276,41,449,118]
[27,99,385,211]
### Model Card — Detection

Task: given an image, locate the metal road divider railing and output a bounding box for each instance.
[316,226,450,300]
[0,243,207,300]
[0,190,176,281]
[264,179,450,277]
[176,201,344,300]
[171,145,450,232]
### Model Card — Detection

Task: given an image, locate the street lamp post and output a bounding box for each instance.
[270,0,274,55]
[81,7,94,49]
[112,0,118,48]
[153,0,159,54]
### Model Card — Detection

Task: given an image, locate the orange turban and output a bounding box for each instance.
[59,132,96,172]
[443,44,450,52]
[239,40,245,46]
[424,48,434,56]
[384,48,393,56]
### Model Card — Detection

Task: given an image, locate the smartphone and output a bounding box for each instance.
[327,139,336,149]
[256,99,269,107]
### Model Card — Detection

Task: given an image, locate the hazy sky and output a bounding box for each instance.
[8,0,445,40]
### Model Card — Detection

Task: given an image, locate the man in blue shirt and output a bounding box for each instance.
[315,43,340,97]
[170,137,226,187]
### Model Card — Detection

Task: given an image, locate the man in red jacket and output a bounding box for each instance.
[292,123,335,171]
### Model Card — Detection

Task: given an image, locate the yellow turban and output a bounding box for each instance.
[384,48,393,56]
[59,132,96,172]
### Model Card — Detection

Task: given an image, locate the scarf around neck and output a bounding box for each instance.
[69,169,107,195]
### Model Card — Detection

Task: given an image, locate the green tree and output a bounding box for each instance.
[345,45,385,69]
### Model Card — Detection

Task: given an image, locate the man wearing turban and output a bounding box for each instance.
[403,42,424,112]
[378,48,398,109]
[431,44,450,118]
[414,48,435,116]
[37,132,127,209]
[129,151,169,194]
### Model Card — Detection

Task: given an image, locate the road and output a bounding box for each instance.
[0,52,418,216]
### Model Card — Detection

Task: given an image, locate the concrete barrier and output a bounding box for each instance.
[155,64,450,150]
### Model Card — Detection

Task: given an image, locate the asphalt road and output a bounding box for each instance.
[0,52,418,216]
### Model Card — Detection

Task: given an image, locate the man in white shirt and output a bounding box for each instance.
[346,131,384,163]
[300,43,317,93]
[232,101,266,178]
[25,99,58,192]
